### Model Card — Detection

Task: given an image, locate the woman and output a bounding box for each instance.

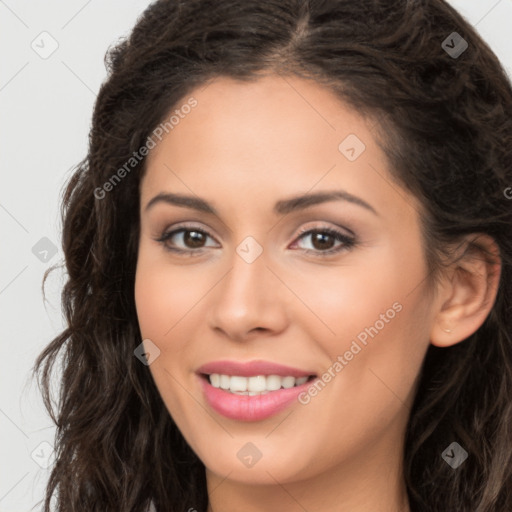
[33,0,512,510]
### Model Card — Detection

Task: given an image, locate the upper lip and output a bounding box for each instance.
[196,360,317,378]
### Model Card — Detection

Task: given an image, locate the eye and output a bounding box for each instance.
[290,226,356,257]
[154,223,357,257]
[155,223,218,255]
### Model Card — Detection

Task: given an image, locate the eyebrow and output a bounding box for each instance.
[144,190,378,216]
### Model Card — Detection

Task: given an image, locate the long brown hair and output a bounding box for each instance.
[33,1,512,510]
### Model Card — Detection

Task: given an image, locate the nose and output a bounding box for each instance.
[207,245,289,342]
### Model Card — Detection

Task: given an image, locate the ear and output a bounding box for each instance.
[430,233,501,348]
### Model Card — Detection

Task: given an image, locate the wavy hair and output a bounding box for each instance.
[33,0,512,510]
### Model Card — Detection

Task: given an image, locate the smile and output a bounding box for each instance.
[196,360,318,421]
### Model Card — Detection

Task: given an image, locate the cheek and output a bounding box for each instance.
[134,250,205,343]
[301,239,431,398]
[134,263,171,341]
[291,254,406,353]
[134,252,200,419]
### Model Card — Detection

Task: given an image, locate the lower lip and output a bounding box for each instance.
[198,375,315,422]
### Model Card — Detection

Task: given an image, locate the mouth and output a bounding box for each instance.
[195,360,318,421]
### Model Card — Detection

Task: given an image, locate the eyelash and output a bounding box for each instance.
[154,223,357,258]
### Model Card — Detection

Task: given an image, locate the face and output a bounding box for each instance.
[135,74,436,486]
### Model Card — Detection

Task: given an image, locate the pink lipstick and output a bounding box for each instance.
[196,360,317,422]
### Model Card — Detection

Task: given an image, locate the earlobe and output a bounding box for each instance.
[430,234,501,348]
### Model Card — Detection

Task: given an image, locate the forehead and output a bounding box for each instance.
[146,76,368,170]
[140,74,418,223]
[147,75,371,160]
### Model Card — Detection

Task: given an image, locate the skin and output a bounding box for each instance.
[134,74,501,512]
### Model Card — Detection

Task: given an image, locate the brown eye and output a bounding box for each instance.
[292,227,356,257]
[155,224,356,257]
[309,231,336,251]
[181,230,207,248]
[156,226,218,253]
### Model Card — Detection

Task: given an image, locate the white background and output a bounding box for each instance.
[1,1,511,510]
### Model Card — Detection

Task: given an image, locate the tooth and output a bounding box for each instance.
[266,375,282,391]
[210,373,220,388]
[211,374,312,393]
[281,376,295,389]
[247,375,267,392]
[219,374,231,389]
[230,376,248,392]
